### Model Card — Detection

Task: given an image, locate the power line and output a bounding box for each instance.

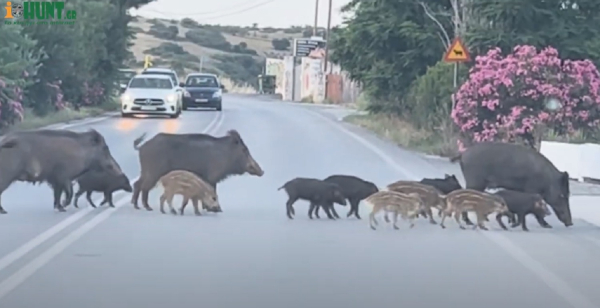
[142,0,264,16]
[198,0,277,21]
[142,0,276,19]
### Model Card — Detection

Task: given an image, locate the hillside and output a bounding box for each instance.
[128,16,323,88]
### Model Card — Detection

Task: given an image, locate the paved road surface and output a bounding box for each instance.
[1,95,600,308]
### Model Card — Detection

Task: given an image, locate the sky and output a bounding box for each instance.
[130,0,353,28]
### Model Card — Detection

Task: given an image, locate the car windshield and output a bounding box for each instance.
[141,71,177,85]
[186,75,219,87]
[118,71,136,84]
[128,77,173,89]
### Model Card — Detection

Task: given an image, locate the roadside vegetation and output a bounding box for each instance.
[331,0,600,157]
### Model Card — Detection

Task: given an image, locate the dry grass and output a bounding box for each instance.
[344,113,459,157]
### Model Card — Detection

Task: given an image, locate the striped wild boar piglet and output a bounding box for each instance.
[440,189,509,230]
[278,177,347,220]
[158,170,221,216]
[493,189,552,231]
[322,174,378,219]
[384,181,445,224]
[72,170,132,208]
[366,191,424,230]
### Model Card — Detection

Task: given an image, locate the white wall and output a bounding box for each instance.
[540,141,600,182]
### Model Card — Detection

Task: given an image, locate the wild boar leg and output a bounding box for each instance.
[384,212,390,223]
[285,197,298,219]
[407,211,417,228]
[159,193,167,214]
[321,203,336,220]
[131,179,142,209]
[454,211,466,230]
[494,212,508,230]
[518,212,529,231]
[347,198,361,219]
[534,213,552,228]
[329,205,340,219]
[369,205,382,230]
[85,191,97,208]
[50,183,67,212]
[166,194,178,215]
[308,202,317,219]
[439,211,448,229]
[391,210,400,230]
[179,196,189,215]
[103,192,116,208]
[191,198,202,216]
[474,212,488,230]
[425,207,437,224]
[62,181,75,207]
[73,187,85,209]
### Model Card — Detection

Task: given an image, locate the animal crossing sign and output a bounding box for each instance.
[443,37,470,63]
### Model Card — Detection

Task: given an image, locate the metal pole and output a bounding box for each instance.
[199,56,203,72]
[323,0,332,99]
[313,0,319,36]
[323,0,332,73]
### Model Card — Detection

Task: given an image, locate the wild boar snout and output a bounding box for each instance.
[246,156,264,177]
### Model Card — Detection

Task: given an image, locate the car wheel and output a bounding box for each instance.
[121,112,132,118]
[182,104,188,111]
[169,111,180,119]
[215,104,222,111]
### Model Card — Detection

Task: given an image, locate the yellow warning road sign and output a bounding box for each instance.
[144,55,153,69]
[443,38,470,63]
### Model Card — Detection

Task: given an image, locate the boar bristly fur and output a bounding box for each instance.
[278,177,347,220]
[158,170,221,216]
[322,174,378,219]
[440,189,510,231]
[366,191,424,230]
[72,171,132,208]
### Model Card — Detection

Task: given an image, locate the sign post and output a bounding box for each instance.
[443,37,470,109]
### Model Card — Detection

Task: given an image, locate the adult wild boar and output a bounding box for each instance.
[131,130,264,210]
[0,129,121,213]
[450,142,571,227]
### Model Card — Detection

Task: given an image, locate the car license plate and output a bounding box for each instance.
[140,106,156,111]
[195,98,208,103]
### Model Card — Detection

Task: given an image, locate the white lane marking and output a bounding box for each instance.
[0,112,225,299]
[308,109,599,308]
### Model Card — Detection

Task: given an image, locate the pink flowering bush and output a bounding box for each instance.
[452,45,600,151]
[81,81,105,106]
[0,77,26,129]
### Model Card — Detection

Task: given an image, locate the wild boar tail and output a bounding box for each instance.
[449,154,461,163]
[277,185,285,191]
[133,133,148,150]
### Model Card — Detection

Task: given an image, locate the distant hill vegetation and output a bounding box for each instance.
[129,16,326,88]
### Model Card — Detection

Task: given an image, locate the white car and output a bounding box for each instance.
[120,74,182,118]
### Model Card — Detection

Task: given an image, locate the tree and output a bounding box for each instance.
[466,0,600,67]
[0,23,40,128]
[329,0,453,114]
[452,45,600,151]
[271,38,290,51]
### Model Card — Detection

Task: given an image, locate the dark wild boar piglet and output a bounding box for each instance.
[131,130,264,211]
[158,170,222,216]
[0,129,121,213]
[451,142,572,227]
[72,170,132,208]
[278,177,347,220]
[322,174,378,219]
[419,174,462,195]
[493,189,552,231]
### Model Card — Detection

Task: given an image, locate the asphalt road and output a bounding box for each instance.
[1,95,600,308]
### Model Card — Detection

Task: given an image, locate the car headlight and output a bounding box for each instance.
[184,91,191,97]
[120,94,133,104]
[212,90,222,98]
[166,94,177,104]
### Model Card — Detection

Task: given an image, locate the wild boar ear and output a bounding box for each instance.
[88,129,103,145]
[227,130,241,144]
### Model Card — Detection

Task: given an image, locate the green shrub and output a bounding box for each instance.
[181,18,199,29]
[185,29,231,52]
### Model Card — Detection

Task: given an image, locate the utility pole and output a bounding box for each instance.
[199,56,203,72]
[323,0,332,73]
[313,0,319,36]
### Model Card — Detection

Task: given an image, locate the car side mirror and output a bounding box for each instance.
[179,82,185,87]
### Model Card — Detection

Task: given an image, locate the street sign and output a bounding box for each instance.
[443,38,470,63]
[293,38,326,57]
[144,55,153,69]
